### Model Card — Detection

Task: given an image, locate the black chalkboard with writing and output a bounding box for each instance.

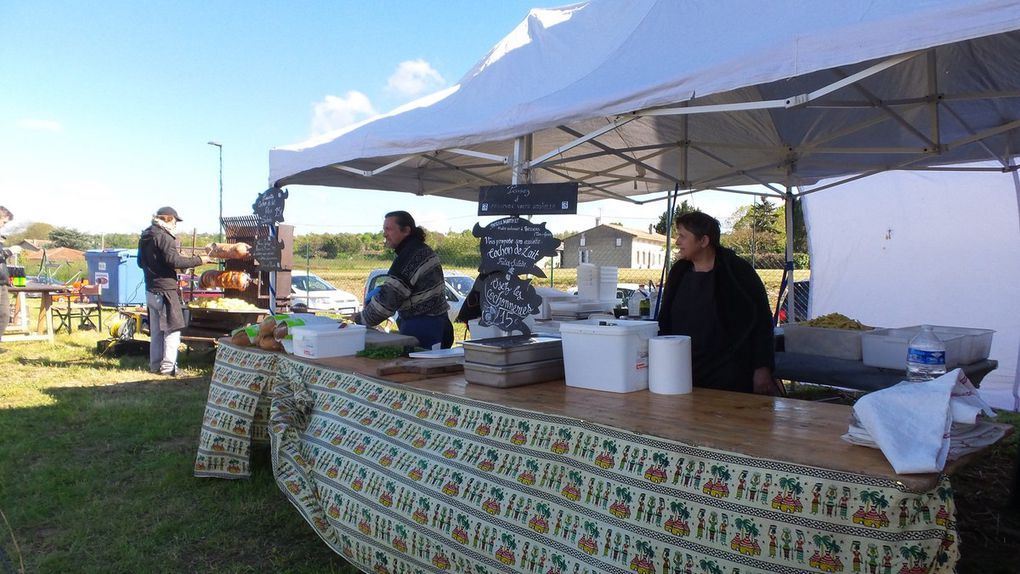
[478,182,577,216]
[472,217,561,278]
[478,272,543,334]
[252,187,288,225]
[252,235,285,271]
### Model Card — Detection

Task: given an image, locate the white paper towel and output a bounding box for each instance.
[648,335,693,394]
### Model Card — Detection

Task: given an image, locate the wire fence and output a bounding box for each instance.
[291,235,810,323]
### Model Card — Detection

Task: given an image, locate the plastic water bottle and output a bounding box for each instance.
[906,325,947,382]
[627,289,643,318]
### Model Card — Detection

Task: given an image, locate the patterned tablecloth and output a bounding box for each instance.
[196,345,960,574]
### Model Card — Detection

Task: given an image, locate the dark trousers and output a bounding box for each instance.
[0,285,9,341]
[397,314,454,350]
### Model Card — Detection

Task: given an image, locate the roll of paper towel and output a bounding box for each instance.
[648,335,693,394]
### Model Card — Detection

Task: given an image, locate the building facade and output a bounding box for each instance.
[559,224,667,269]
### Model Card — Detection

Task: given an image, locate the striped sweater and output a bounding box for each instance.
[361,236,449,327]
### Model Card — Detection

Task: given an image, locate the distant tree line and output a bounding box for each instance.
[10,198,808,270]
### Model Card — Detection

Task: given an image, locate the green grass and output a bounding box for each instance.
[0,332,356,574]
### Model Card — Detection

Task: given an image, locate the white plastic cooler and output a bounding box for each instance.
[559,319,660,393]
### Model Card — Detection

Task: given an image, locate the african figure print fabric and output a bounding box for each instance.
[238,348,960,574]
[194,345,278,479]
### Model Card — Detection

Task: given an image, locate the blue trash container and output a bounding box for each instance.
[85,249,147,306]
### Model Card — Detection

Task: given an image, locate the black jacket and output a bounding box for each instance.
[137,224,202,292]
[658,247,775,388]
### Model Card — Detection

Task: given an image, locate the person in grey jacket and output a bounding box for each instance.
[137,206,214,375]
[353,211,453,349]
[0,205,13,354]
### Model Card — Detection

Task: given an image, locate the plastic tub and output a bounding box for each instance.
[559,319,659,393]
[861,325,994,370]
[292,324,366,358]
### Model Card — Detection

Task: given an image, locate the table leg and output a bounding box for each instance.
[38,293,55,342]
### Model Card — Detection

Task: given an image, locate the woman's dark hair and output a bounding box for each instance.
[0,205,12,220]
[385,210,426,241]
[675,211,720,248]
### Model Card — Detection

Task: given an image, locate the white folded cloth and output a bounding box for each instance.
[844,369,997,474]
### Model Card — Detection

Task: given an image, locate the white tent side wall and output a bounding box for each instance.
[802,163,1020,410]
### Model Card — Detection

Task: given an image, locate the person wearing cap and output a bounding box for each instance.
[0,205,13,354]
[137,206,214,375]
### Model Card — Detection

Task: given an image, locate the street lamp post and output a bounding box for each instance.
[207,141,223,241]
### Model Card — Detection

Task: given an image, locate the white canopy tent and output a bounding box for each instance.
[269,0,1020,407]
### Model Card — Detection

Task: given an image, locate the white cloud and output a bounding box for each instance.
[17,118,62,132]
[310,91,377,136]
[386,59,445,98]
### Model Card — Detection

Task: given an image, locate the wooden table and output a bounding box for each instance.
[6,285,71,343]
[196,343,1009,574]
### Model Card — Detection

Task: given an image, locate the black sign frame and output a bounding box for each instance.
[478,182,578,216]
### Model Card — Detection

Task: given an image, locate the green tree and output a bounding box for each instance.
[654,200,699,234]
[48,227,95,250]
[5,222,55,245]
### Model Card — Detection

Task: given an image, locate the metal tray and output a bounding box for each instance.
[461,335,563,366]
[464,358,565,388]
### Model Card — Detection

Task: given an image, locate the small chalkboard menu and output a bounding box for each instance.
[480,272,544,334]
[478,182,577,216]
[252,186,288,225]
[472,217,561,278]
[473,216,562,334]
[252,235,285,271]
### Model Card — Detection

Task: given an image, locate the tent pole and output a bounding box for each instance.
[785,186,796,323]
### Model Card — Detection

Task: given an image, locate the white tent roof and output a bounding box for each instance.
[270,0,1020,203]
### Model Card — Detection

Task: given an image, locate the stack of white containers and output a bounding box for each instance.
[598,266,618,306]
[576,263,599,300]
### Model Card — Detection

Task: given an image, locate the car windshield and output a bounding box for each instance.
[445,276,473,296]
[293,275,335,291]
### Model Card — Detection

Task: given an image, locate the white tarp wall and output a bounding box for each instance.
[803,162,1020,410]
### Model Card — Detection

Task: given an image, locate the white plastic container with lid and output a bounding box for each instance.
[292,324,366,358]
[559,319,659,393]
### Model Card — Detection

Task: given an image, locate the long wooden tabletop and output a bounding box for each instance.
[254,349,1010,493]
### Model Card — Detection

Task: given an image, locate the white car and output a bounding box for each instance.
[364,268,473,325]
[290,270,362,314]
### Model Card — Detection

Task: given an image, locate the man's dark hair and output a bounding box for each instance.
[385,210,426,242]
[675,211,721,248]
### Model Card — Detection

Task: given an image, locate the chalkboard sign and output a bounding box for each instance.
[478,272,543,334]
[472,217,561,278]
[478,182,578,216]
[252,235,285,271]
[252,186,288,225]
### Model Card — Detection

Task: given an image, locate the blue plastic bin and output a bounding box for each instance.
[85,249,147,306]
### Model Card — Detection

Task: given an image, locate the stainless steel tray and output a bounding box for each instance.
[464,358,565,388]
[461,335,563,366]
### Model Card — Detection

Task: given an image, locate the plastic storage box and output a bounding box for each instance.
[559,319,659,393]
[85,249,146,306]
[782,324,865,361]
[291,324,366,358]
[861,325,995,370]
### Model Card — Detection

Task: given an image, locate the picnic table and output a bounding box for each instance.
[6,284,72,343]
[194,342,1013,574]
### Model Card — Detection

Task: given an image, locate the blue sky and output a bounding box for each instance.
[1,1,753,238]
